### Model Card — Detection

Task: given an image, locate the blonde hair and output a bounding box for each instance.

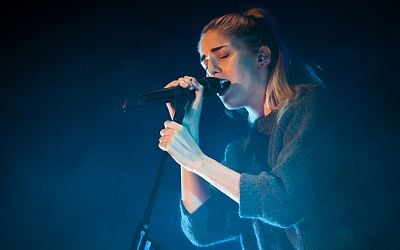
[201,8,323,115]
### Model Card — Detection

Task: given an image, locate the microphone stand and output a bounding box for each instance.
[130,98,187,250]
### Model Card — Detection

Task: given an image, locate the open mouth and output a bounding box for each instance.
[217,79,231,96]
[201,77,231,97]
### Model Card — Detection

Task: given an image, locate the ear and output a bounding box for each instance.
[256,46,272,69]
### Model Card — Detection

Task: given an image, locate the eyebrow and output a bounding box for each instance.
[200,45,229,63]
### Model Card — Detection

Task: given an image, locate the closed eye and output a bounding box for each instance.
[219,54,229,59]
[217,51,230,59]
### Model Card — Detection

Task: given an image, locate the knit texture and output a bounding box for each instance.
[180,85,364,249]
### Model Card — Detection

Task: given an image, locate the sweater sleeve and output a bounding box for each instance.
[180,141,248,246]
[239,86,337,227]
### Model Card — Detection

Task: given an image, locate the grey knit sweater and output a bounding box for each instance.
[180,85,363,249]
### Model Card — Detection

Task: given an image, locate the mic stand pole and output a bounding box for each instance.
[130,99,187,250]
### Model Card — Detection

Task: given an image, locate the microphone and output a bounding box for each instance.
[122,77,230,111]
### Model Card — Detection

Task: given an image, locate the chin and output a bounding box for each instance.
[218,84,243,110]
[219,96,241,110]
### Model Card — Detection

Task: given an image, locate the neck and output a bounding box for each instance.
[247,105,272,123]
[247,109,263,123]
[246,79,271,123]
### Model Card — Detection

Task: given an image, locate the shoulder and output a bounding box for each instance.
[293,84,331,108]
[273,84,340,145]
[278,84,333,122]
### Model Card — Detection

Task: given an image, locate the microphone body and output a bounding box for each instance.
[122,77,230,111]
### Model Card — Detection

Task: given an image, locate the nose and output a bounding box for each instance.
[206,59,221,77]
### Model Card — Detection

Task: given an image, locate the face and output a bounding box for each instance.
[199,30,267,110]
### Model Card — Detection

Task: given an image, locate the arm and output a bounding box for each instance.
[160,76,211,213]
[180,142,247,246]
[160,77,244,245]
[189,154,241,203]
[160,76,241,212]
[160,120,241,205]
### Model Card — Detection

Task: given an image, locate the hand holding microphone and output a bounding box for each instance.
[163,76,204,124]
[122,76,230,148]
[158,76,206,167]
[121,76,230,111]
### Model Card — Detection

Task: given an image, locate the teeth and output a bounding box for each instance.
[220,79,229,84]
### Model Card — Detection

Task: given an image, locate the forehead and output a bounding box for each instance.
[198,30,236,55]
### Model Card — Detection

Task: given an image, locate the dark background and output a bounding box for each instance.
[1,0,397,249]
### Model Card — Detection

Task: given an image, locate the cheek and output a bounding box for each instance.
[222,55,255,82]
[235,63,254,84]
[236,57,254,74]
[224,60,243,81]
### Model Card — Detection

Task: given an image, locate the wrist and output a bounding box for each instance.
[190,154,207,174]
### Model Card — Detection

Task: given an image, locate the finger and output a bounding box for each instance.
[183,76,203,90]
[164,76,199,91]
[158,140,178,155]
[160,128,175,136]
[164,120,183,130]
[158,134,173,151]
[177,77,194,90]
[158,142,168,151]
[182,76,196,90]
[178,78,191,89]
[159,135,172,143]
[158,136,178,152]
[161,126,196,154]
[163,80,180,89]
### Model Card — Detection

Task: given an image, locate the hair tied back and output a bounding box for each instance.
[243,8,267,19]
